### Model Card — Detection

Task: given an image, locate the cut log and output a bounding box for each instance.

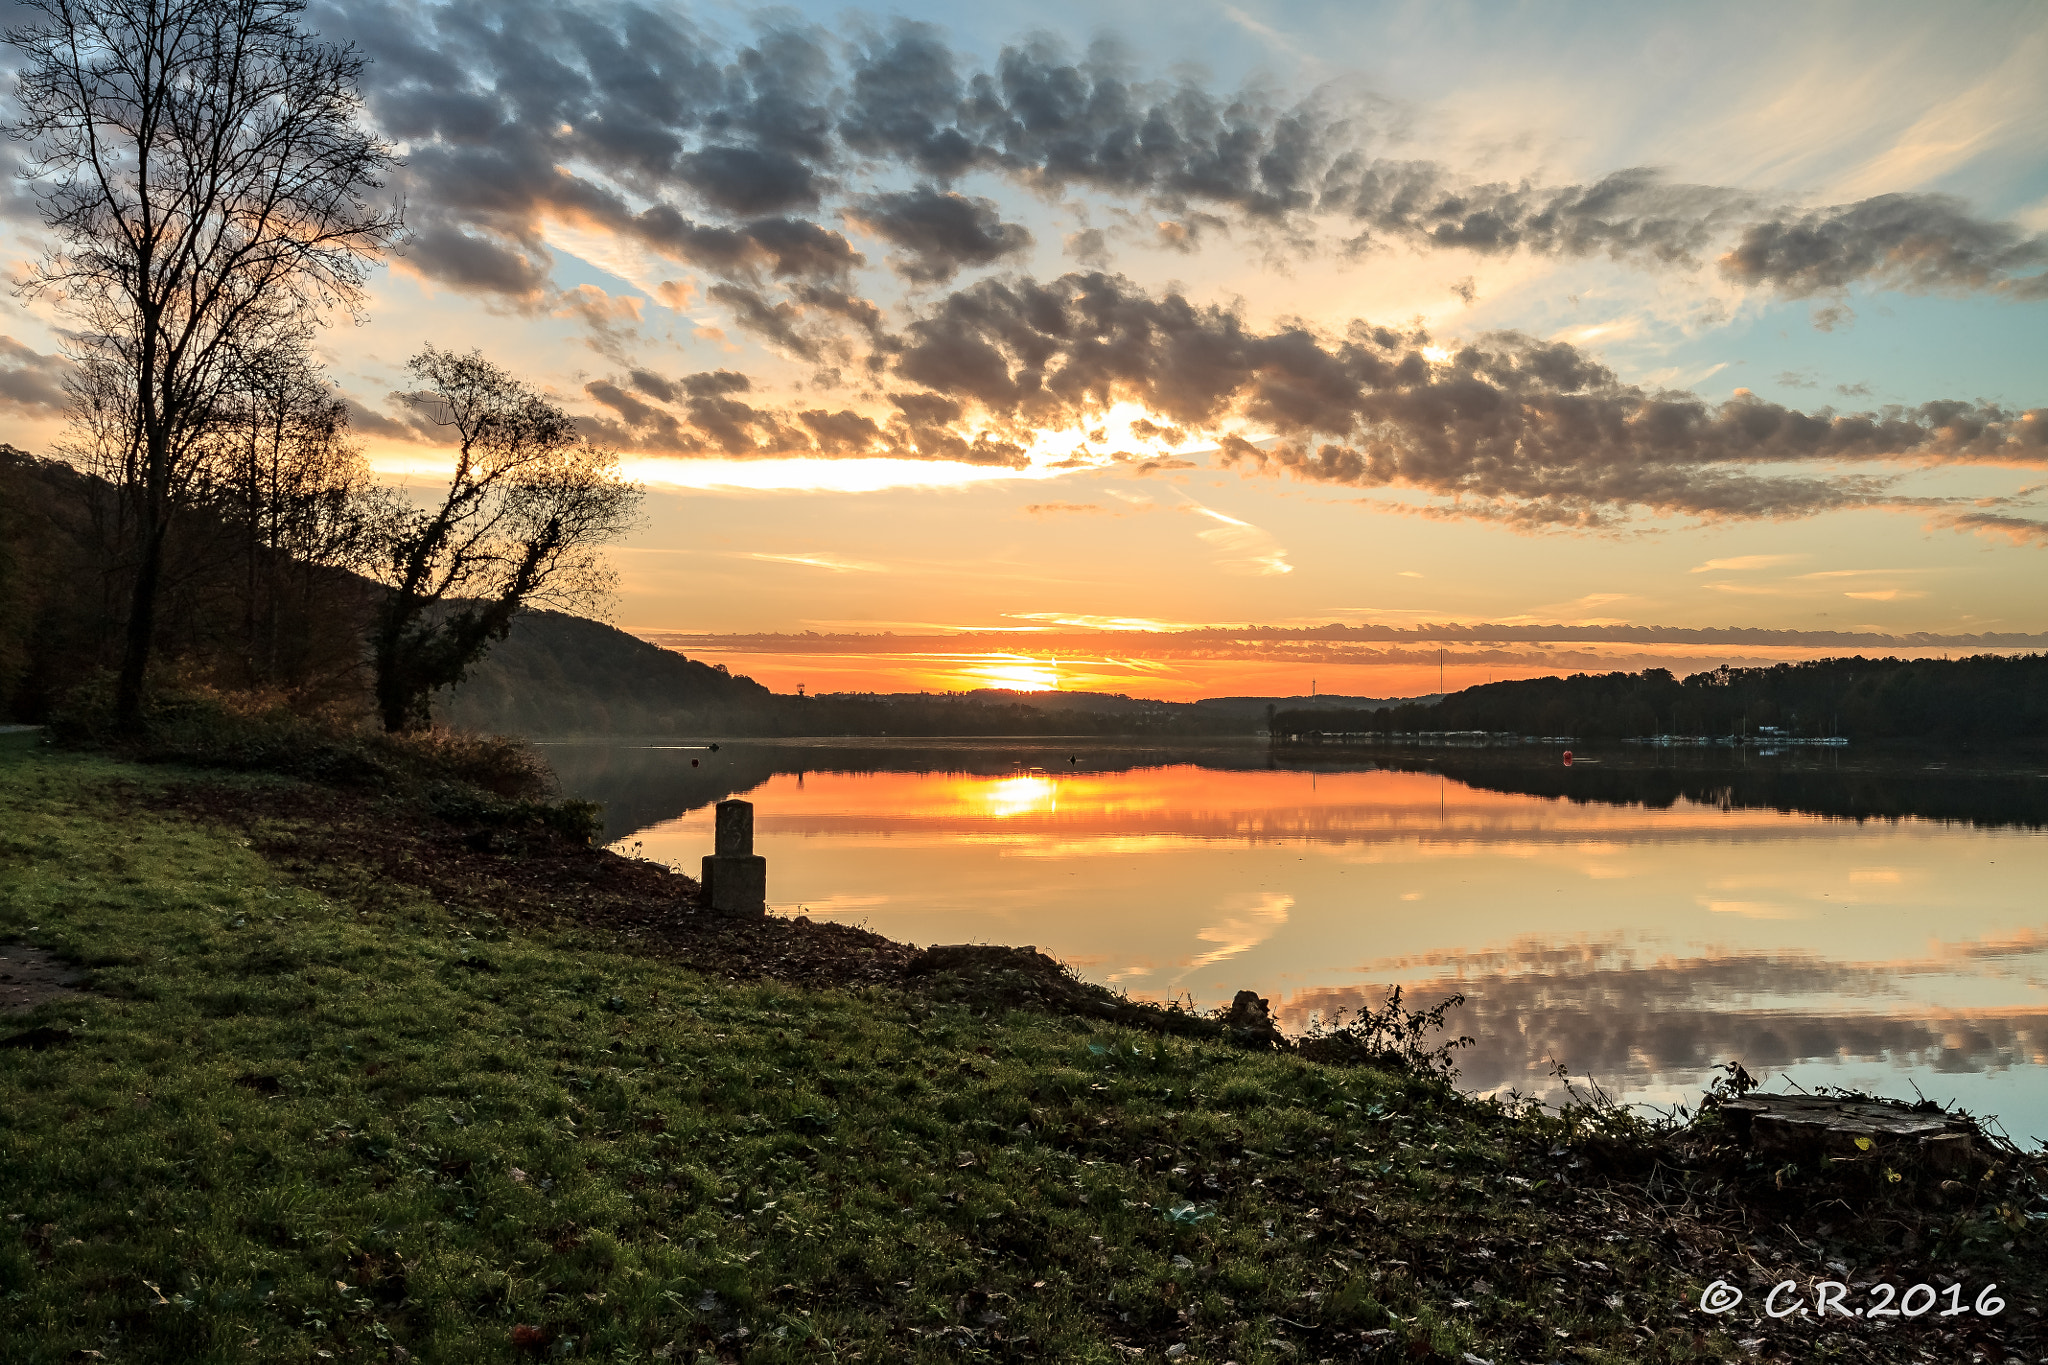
[1716,1094,1978,1172]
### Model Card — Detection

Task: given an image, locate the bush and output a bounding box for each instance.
[1293,986,1475,1082]
[48,670,592,839]
[370,726,553,800]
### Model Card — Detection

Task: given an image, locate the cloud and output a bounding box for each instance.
[292,5,2048,484]
[553,283,645,360]
[1689,554,1806,573]
[742,551,885,573]
[798,407,885,455]
[327,3,2048,311]
[1719,193,2048,299]
[678,145,822,216]
[0,336,72,416]
[544,258,2044,505]
[835,28,2048,296]
[1063,227,1110,266]
[884,269,2046,528]
[396,223,555,300]
[1927,510,2048,547]
[584,377,682,443]
[1184,500,1294,575]
[323,0,861,296]
[846,186,1033,283]
[706,282,818,360]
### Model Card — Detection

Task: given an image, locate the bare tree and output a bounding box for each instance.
[369,346,643,733]
[202,341,375,688]
[7,0,401,726]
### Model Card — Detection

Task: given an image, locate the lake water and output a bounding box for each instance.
[548,738,2048,1145]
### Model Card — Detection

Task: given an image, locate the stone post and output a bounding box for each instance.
[701,799,767,916]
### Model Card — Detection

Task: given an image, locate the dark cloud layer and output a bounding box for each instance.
[520,261,2043,532]
[880,270,2044,525]
[314,0,861,299]
[295,2,2045,536]
[846,186,1033,283]
[1720,193,2048,299]
[312,2,2048,307]
[0,335,72,417]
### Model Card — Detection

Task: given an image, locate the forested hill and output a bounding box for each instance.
[440,611,772,735]
[1274,655,2048,743]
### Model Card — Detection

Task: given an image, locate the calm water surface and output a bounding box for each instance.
[550,739,2048,1144]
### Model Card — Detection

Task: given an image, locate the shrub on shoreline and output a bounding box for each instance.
[47,670,598,842]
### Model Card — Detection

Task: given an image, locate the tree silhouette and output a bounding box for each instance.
[7,0,401,725]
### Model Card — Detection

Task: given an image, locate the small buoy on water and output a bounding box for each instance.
[1562,750,1573,766]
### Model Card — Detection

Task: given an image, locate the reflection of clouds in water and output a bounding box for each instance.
[1700,898,1808,920]
[786,894,891,915]
[1273,932,2048,1095]
[1181,892,1293,976]
[1850,866,1906,884]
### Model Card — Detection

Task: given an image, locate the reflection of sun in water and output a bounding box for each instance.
[983,776,1058,817]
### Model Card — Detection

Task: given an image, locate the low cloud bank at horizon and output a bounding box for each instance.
[242,1,2048,546]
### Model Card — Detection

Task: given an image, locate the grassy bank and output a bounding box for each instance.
[2,735,2042,1364]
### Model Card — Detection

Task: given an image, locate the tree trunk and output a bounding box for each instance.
[372,625,410,733]
[114,515,167,730]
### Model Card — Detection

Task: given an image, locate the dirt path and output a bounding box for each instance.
[0,942,90,1016]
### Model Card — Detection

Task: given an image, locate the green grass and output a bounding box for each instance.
[0,739,2007,1364]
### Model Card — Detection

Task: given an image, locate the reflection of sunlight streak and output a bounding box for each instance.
[983,776,1058,816]
[1004,834,1220,857]
[1180,892,1293,975]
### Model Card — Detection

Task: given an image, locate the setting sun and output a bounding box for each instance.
[953,655,1061,692]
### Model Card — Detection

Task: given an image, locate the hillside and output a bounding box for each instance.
[440,610,773,735]
[6,734,2041,1364]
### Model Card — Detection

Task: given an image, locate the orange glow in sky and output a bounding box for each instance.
[954,655,1062,692]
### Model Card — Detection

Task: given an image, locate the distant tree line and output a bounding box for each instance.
[433,618,1256,739]
[1274,656,2048,744]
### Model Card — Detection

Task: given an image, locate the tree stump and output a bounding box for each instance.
[1716,1094,1978,1172]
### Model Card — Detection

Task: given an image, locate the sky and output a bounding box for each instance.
[2,0,2044,698]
